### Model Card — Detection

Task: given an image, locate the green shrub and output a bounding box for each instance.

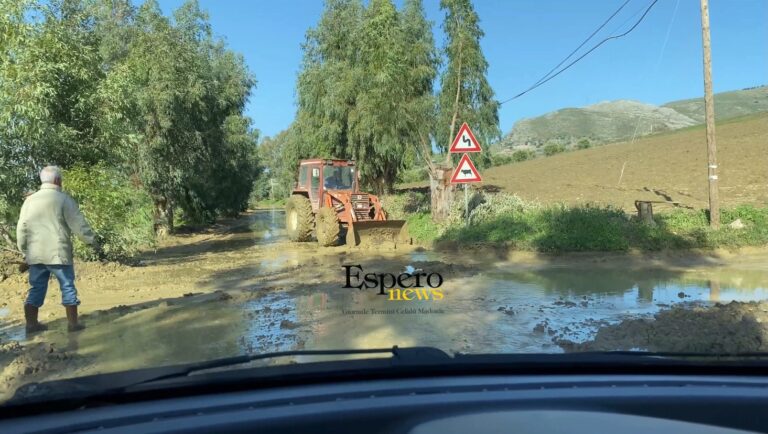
[0,196,22,250]
[63,165,155,261]
[543,143,566,156]
[576,139,591,150]
[376,191,768,253]
[442,203,629,251]
[441,196,768,252]
[469,193,536,225]
[443,215,531,244]
[398,167,431,184]
[722,204,768,227]
[512,149,535,162]
[445,189,485,227]
[382,191,430,219]
[491,153,513,167]
[405,212,441,242]
[533,205,630,251]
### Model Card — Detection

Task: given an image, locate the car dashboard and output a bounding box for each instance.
[2,373,767,433]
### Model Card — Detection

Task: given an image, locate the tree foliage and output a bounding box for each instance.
[399,0,439,171]
[435,0,499,159]
[293,0,438,194]
[63,164,155,261]
[0,0,259,251]
[295,0,363,160]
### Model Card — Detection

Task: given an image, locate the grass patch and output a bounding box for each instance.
[446,204,768,252]
[386,191,768,253]
[442,204,633,251]
[406,212,441,243]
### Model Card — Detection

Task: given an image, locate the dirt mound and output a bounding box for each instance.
[560,301,768,353]
[0,340,86,402]
[0,251,26,283]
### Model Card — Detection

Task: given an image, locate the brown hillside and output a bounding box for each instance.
[482,113,768,211]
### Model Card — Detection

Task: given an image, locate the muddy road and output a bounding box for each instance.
[2,209,768,400]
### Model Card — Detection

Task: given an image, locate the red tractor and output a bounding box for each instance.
[285,159,410,247]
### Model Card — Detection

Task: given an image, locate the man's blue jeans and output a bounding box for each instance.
[25,264,80,307]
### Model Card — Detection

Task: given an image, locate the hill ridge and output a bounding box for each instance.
[502,85,768,150]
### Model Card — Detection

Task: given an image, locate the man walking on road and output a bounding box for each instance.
[16,166,98,333]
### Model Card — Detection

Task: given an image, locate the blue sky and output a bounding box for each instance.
[154,0,768,139]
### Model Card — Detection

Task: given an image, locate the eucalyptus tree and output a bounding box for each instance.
[0,0,105,245]
[295,0,364,161]
[347,0,411,193]
[296,0,440,194]
[431,0,499,220]
[436,0,499,154]
[98,0,258,230]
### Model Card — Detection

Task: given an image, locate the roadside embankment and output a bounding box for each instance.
[384,191,768,254]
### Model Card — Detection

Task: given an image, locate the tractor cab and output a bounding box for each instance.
[294,160,358,206]
[322,165,355,191]
[286,158,410,248]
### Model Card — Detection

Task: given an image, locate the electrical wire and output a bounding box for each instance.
[529,0,632,90]
[500,0,660,105]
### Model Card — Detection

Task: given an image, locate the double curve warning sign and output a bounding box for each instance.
[449,122,482,153]
[449,123,482,184]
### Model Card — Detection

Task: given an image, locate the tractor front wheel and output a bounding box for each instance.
[285,194,314,242]
[316,207,341,247]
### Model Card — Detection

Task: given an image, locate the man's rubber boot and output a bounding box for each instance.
[24,304,48,333]
[65,305,85,332]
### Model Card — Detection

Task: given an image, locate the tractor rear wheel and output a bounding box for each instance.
[316,207,341,247]
[285,194,314,242]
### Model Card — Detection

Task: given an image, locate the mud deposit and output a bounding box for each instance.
[560,301,768,353]
[0,251,25,283]
[2,209,768,402]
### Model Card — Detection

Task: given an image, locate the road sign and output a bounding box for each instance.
[449,122,482,153]
[450,153,482,184]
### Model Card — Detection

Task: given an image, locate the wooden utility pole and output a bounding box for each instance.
[700,0,720,228]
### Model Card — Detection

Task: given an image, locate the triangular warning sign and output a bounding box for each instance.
[450,154,482,184]
[449,122,482,153]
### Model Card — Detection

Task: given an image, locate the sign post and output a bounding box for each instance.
[449,123,483,225]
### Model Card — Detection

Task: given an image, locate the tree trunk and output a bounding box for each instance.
[445,35,464,167]
[153,197,174,236]
[431,32,464,220]
[635,201,655,226]
[430,167,453,222]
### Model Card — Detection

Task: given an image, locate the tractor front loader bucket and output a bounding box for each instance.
[346,220,411,248]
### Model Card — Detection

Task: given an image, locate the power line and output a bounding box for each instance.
[528,0,632,90]
[607,2,647,37]
[500,0,660,105]
[653,0,680,72]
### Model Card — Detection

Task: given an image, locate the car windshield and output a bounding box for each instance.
[323,166,354,190]
[1,0,768,407]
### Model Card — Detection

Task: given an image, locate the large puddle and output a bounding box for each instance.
[8,210,768,376]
